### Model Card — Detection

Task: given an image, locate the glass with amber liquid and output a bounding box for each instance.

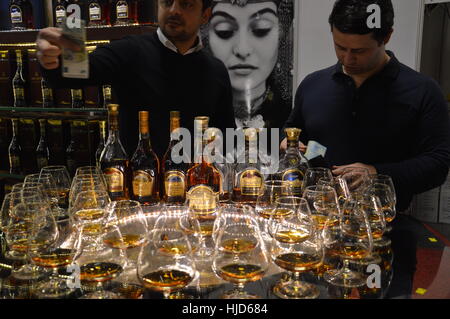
[232,128,264,205]
[100,104,132,201]
[212,212,269,299]
[130,111,160,206]
[186,116,222,194]
[137,227,197,299]
[162,111,188,205]
[13,50,26,107]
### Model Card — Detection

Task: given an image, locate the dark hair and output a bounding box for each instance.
[203,0,213,10]
[329,0,394,44]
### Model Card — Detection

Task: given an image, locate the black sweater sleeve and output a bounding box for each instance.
[374,78,450,196]
[41,36,139,88]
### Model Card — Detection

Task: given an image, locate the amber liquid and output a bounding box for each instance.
[80,262,123,282]
[103,233,146,250]
[220,238,257,254]
[258,208,293,220]
[274,253,322,272]
[141,269,193,290]
[31,249,75,268]
[74,208,106,221]
[274,230,310,244]
[157,242,191,256]
[217,263,265,283]
[328,243,369,259]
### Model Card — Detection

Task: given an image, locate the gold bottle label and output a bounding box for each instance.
[116,1,128,19]
[104,167,124,193]
[13,87,25,99]
[132,170,154,197]
[89,3,101,21]
[186,185,217,217]
[10,5,23,24]
[164,171,185,197]
[55,6,66,23]
[9,155,20,169]
[240,169,263,195]
[282,169,303,195]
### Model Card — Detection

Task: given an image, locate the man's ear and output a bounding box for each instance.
[202,7,212,24]
[383,29,394,46]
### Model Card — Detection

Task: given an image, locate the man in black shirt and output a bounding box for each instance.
[283,0,450,298]
[36,0,236,157]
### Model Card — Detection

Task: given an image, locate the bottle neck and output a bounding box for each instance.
[287,137,299,149]
[11,121,19,137]
[245,139,258,164]
[108,112,120,141]
[39,123,46,140]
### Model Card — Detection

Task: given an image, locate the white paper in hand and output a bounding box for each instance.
[304,140,327,161]
[61,17,88,79]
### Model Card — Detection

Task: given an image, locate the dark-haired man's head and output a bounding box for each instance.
[328,0,394,77]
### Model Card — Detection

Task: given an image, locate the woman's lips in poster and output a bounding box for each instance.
[229,64,257,76]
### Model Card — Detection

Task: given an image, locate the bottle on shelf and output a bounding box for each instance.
[162,111,188,205]
[186,116,222,194]
[95,120,107,167]
[71,89,84,108]
[88,0,111,26]
[9,0,34,30]
[232,128,264,205]
[12,50,26,108]
[54,0,68,27]
[8,118,22,175]
[36,119,49,171]
[66,120,90,177]
[130,111,160,205]
[41,77,54,107]
[277,128,310,196]
[0,50,13,107]
[100,104,132,200]
[27,48,44,107]
[114,0,138,26]
[102,85,112,109]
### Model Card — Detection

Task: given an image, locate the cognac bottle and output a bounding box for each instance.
[36,119,49,170]
[8,118,22,175]
[9,0,34,30]
[100,104,132,200]
[95,120,106,168]
[130,111,160,205]
[88,0,111,26]
[232,128,264,205]
[162,111,189,205]
[114,0,138,25]
[71,89,84,108]
[102,85,112,109]
[12,50,26,108]
[278,128,310,196]
[186,116,222,194]
[41,77,54,108]
[54,0,68,27]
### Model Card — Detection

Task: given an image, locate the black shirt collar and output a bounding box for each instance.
[332,50,400,81]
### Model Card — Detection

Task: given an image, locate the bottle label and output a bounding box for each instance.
[89,4,101,21]
[132,170,154,197]
[55,6,66,23]
[13,87,25,99]
[9,155,20,171]
[282,169,303,195]
[10,5,22,24]
[117,2,128,19]
[186,185,217,217]
[164,171,186,198]
[240,169,263,195]
[104,167,124,193]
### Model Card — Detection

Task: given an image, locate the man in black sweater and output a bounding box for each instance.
[36,0,236,158]
[282,0,450,298]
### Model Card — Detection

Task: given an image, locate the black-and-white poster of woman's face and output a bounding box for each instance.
[205,0,294,130]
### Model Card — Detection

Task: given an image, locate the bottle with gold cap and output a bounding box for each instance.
[35,119,49,170]
[100,104,132,200]
[8,118,22,175]
[130,111,160,205]
[186,116,222,194]
[278,128,310,196]
[232,128,263,204]
[162,111,189,205]
[12,50,26,107]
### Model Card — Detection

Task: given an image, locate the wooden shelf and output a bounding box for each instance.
[0,24,158,45]
[0,106,106,120]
